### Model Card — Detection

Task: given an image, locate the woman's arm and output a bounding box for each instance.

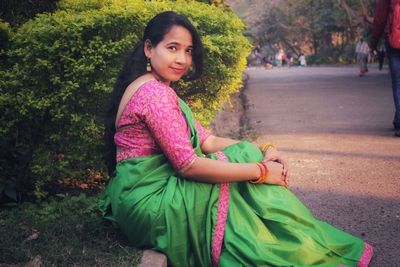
[182,157,259,183]
[200,134,239,154]
[181,157,287,186]
[199,135,289,186]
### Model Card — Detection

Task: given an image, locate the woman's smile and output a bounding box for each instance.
[170,66,185,74]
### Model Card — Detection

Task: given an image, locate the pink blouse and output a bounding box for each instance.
[115,80,210,171]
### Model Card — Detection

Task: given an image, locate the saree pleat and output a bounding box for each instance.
[99,99,371,267]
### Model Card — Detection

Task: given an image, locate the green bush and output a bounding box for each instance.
[0,0,251,201]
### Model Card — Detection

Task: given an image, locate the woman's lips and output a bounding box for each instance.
[171,67,185,74]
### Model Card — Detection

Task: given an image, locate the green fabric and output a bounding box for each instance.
[99,99,365,267]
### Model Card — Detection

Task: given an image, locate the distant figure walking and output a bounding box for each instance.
[355,37,370,76]
[299,53,307,67]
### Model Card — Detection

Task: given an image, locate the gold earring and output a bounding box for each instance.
[146,58,152,72]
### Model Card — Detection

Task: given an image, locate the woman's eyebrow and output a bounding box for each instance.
[166,41,193,48]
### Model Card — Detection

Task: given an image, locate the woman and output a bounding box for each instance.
[100,11,372,267]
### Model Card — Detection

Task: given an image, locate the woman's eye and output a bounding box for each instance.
[186,48,193,54]
[168,46,177,51]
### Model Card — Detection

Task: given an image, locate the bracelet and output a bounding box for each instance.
[250,162,268,184]
[260,142,276,155]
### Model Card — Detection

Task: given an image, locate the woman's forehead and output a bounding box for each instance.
[161,25,193,46]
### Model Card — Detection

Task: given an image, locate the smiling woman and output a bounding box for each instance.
[144,25,194,83]
[99,11,373,267]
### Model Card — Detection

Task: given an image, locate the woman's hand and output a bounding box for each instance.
[263,147,289,182]
[262,161,288,187]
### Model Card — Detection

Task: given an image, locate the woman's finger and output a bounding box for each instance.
[280,159,288,174]
[281,178,288,187]
[285,170,290,187]
[283,163,289,177]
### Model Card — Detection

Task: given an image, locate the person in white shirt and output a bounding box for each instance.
[355,37,370,76]
[299,53,307,67]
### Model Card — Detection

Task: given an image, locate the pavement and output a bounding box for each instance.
[242,65,400,266]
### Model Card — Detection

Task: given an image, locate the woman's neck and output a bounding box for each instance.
[148,72,170,86]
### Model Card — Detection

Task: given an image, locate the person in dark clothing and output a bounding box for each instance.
[370,0,400,137]
[377,39,386,70]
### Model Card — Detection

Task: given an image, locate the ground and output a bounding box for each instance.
[212,65,400,266]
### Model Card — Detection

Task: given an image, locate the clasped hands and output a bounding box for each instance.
[262,146,290,187]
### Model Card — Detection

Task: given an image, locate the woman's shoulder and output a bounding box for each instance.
[136,79,178,103]
[121,79,178,117]
[141,79,174,93]
[116,77,180,127]
[124,74,175,101]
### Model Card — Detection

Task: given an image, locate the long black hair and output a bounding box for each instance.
[104,11,204,176]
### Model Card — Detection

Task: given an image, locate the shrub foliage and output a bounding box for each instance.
[0,0,251,201]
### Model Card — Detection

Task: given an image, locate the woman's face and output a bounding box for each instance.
[145,25,193,85]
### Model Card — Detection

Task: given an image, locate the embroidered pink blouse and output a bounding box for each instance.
[115,80,210,171]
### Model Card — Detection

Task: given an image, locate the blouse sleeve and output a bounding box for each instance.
[195,120,211,145]
[139,82,197,171]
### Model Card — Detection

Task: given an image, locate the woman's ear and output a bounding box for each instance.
[144,39,152,58]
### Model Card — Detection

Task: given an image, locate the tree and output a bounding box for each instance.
[336,0,374,38]
[227,0,375,63]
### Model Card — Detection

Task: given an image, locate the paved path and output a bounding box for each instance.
[244,66,400,266]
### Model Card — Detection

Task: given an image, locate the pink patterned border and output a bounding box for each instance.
[211,151,230,267]
[337,242,373,267]
[358,242,373,267]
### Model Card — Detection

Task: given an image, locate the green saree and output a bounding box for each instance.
[99,99,372,267]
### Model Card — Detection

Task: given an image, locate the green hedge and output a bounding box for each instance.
[0,0,251,200]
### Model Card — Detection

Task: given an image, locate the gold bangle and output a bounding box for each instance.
[250,162,268,184]
[260,142,276,155]
[260,162,269,183]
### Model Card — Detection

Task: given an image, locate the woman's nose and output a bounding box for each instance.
[175,50,187,64]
